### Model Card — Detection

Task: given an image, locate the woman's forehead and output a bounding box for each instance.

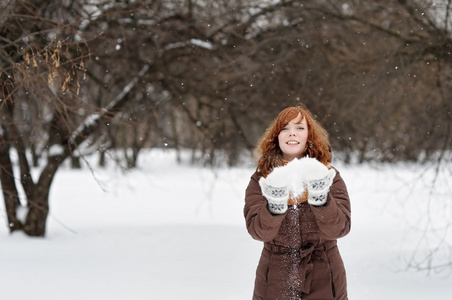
[288,113,306,124]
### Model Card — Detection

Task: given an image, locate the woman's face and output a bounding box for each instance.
[278,113,308,161]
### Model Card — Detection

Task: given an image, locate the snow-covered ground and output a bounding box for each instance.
[1,149,451,299]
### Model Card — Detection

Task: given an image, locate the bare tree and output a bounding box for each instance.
[0,0,156,236]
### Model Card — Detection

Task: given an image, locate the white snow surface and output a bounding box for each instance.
[1,149,451,299]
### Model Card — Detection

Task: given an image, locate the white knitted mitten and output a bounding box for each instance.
[298,157,336,206]
[259,166,290,214]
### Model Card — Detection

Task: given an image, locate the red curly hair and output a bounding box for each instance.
[255,105,332,177]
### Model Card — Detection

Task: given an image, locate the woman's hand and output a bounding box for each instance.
[259,166,290,214]
[298,157,336,206]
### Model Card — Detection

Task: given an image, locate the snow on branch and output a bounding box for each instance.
[164,39,214,51]
[104,63,150,111]
[190,39,213,50]
[69,63,150,148]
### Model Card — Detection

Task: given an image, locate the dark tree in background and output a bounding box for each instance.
[0,0,154,236]
[0,0,451,274]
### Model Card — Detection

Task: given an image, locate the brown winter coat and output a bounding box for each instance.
[244,168,351,300]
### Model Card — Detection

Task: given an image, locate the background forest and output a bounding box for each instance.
[0,0,451,246]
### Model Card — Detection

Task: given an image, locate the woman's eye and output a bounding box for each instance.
[281,127,288,131]
[298,126,305,130]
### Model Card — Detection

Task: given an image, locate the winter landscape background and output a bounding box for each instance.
[1,149,451,299]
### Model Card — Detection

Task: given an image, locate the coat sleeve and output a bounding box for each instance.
[243,172,286,242]
[310,168,351,240]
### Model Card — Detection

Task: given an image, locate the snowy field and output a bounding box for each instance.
[1,149,451,299]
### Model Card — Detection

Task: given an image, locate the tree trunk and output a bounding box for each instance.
[22,159,61,237]
[0,131,23,232]
[99,149,106,167]
[71,155,81,169]
[23,199,48,237]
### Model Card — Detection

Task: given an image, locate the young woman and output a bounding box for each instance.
[244,106,351,299]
